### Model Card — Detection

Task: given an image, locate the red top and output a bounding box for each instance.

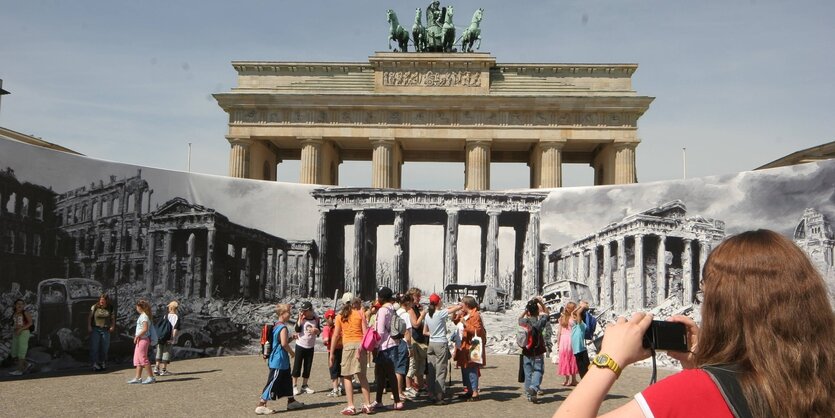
[635,369,733,418]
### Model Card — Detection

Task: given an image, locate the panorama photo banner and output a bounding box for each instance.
[1,137,833,364]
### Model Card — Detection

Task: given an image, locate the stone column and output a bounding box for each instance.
[682,238,693,303]
[539,141,565,188]
[299,250,309,297]
[145,232,156,293]
[352,211,366,295]
[228,138,252,178]
[162,230,173,291]
[465,139,491,191]
[634,234,645,308]
[522,211,541,300]
[299,137,323,184]
[392,209,409,293]
[657,235,667,305]
[540,244,552,286]
[185,233,196,297]
[278,249,287,297]
[603,242,612,307]
[617,236,627,311]
[484,210,500,288]
[264,247,276,299]
[307,251,315,297]
[613,142,638,184]
[259,246,268,300]
[243,246,252,298]
[316,214,328,298]
[443,209,459,289]
[588,247,599,305]
[580,250,589,283]
[371,138,395,188]
[698,241,710,288]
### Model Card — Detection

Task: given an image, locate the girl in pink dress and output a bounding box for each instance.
[556,302,578,385]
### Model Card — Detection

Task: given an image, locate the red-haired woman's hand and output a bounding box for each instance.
[667,315,699,369]
[600,312,653,369]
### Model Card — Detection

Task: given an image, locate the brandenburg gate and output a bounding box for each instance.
[215,52,653,189]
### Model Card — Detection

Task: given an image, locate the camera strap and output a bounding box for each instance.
[649,343,658,385]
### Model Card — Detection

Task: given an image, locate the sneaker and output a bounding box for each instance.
[152,367,159,375]
[292,386,301,396]
[141,377,156,384]
[92,363,102,372]
[127,378,141,384]
[326,389,340,397]
[337,385,345,396]
[254,406,275,415]
[286,400,304,411]
[158,370,171,376]
[9,370,23,376]
[536,389,544,396]
[100,362,107,370]
[301,385,315,394]
[404,387,418,398]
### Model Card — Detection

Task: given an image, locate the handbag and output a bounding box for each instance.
[468,335,484,364]
[361,327,380,351]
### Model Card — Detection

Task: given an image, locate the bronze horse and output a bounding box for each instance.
[387,9,410,52]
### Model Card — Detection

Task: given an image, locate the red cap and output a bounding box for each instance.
[324,309,336,319]
[429,293,441,305]
[372,301,382,309]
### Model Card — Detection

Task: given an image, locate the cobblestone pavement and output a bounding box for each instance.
[0,353,673,417]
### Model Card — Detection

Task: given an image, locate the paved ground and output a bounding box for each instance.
[0,353,673,417]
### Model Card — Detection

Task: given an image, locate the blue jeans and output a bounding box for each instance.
[523,354,544,393]
[90,327,110,364]
[461,365,480,392]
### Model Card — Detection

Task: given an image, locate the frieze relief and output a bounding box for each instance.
[382,70,482,87]
[232,108,638,128]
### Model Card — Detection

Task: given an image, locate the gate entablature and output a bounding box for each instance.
[216,52,653,189]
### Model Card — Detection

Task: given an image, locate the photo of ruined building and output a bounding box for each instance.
[3,167,315,300]
[544,201,725,312]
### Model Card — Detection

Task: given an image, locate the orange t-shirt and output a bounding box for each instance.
[335,309,364,343]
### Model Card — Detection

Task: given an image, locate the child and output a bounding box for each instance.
[153,300,180,376]
[292,301,320,395]
[9,299,32,376]
[322,309,344,397]
[128,299,155,384]
[556,302,578,386]
[257,304,304,415]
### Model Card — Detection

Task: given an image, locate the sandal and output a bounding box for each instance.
[341,406,357,416]
[361,404,375,415]
[388,402,405,410]
[467,396,481,402]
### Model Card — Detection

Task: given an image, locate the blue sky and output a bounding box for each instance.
[1,0,833,190]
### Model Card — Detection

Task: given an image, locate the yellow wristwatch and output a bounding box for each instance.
[592,353,622,377]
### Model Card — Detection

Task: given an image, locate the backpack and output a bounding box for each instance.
[155,315,173,343]
[390,308,407,339]
[516,321,542,352]
[148,319,159,346]
[584,311,597,340]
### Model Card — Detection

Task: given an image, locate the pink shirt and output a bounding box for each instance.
[375,305,397,351]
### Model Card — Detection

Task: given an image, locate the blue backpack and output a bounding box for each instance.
[583,311,597,340]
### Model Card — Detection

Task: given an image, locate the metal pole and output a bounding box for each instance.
[187,142,192,172]
[682,147,687,180]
